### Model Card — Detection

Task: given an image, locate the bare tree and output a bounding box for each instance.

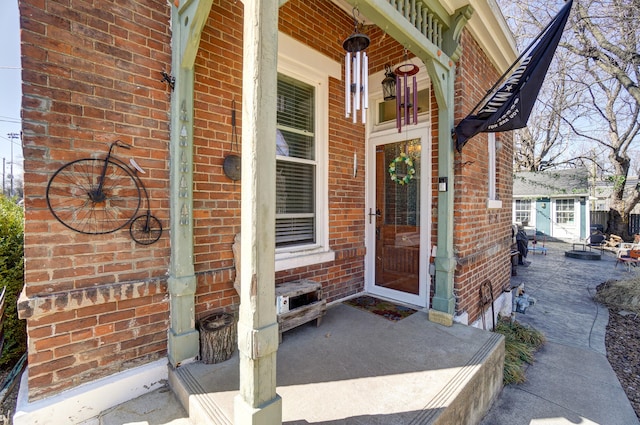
[565,0,640,237]
[500,0,640,238]
[514,49,582,172]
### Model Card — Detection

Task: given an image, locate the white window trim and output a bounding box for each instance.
[275,33,340,271]
[370,58,431,133]
[555,198,576,224]
[487,133,502,209]
[513,199,531,224]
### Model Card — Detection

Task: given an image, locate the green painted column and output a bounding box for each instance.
[427,7,472,325]
[234,0,282,423]
[167,0,214,367]
[426,61,457,325]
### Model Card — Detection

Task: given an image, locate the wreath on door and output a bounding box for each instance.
[388,152,416,185]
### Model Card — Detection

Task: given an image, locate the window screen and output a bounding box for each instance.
[276,74,316,247]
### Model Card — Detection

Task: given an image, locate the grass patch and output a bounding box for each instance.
[494,319,546,385]
[594,278,640,314]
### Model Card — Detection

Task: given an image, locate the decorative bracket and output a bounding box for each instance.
[161,70,175,90]
[443,5,474,63]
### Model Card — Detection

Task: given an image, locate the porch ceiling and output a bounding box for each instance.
[337,0,456,66]
[332,0,517,73]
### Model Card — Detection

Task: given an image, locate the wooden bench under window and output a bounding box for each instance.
[232,235,326,341]
[275,279,326,342]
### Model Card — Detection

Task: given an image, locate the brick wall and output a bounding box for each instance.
[18,0,512,402]
[191,0,375,320]
[19,0,172,400]
[191,0,244,318]
[452,31,514,321]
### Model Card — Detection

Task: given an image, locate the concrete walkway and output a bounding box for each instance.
[97,240,639,425]
[97,304,504,425]
[170,302,504,425]
[480,241,639,425]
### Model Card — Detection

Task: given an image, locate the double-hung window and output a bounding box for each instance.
[274,33,338,270]
[515,200,531,224]
[276,74,316,247]
[556,199,574,224]
[487,133,502,208]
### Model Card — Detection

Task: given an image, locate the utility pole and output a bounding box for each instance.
[7,133,19,197]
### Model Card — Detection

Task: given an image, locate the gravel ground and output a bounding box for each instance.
[605,309,640,420]
[0,382,18,425]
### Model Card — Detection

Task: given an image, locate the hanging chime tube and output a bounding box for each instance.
[362,52,368,123]
[404,72,409,126]
[352,53,358,123]
[345,52,351,118]
[396,74,401,133]
[355,52,361,112]
[413,75,418,124]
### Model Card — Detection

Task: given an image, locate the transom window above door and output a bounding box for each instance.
[378,88,430,125]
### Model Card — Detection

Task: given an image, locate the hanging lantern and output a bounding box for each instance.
[343,9,369,125]
[381,64,396,101]
[394,62,419,133]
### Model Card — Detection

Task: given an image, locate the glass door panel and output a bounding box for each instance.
[372,139,424,305]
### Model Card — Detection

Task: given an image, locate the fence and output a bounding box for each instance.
[590,211,640,235]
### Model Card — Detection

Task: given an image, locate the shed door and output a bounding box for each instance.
[536,198,551,236]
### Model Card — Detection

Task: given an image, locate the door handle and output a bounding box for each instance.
[368,208,381,224]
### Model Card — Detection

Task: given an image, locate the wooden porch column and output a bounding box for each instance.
[427,7,473,325]
[427,61,457,323]
[167,0,214,367]
[234,0,282,423]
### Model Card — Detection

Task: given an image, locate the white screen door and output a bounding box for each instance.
[366,132,430,308]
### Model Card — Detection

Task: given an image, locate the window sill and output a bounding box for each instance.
[487,199,503,209]
[275,248,335,272]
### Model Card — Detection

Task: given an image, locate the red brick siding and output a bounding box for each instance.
[453,31,514,321]
[191,0,374,318]
[18,280,169,400]
[19,0,512,402]
[21,0,172,298]
[20,0,172,400]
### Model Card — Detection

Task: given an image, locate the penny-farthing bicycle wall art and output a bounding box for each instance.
[46,140,163,245]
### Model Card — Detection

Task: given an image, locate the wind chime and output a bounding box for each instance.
[343,8,369,124]
[394,52,419,133]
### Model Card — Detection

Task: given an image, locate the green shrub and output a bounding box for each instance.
[0,195,26,367]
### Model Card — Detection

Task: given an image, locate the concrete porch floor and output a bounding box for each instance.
[169,301,505,425]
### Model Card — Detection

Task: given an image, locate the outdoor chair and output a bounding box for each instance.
[587,233,607,252]
[615,244,640,271]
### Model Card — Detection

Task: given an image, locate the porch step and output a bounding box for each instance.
[169,365,231,425]
[410,332,504,424]
[169,303,505,425]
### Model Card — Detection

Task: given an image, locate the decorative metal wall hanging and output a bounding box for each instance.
[343,8,369,124]
[46,140,162,244]
[223,99,241,181]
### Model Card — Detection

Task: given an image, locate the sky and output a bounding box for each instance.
[0,0,22,184]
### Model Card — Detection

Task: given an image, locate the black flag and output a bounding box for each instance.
[454,0,573,151]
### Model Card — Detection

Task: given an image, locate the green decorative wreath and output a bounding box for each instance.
[388,152,416,185]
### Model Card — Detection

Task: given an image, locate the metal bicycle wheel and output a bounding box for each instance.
[129,214,162,245]
[46,158,141,234]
